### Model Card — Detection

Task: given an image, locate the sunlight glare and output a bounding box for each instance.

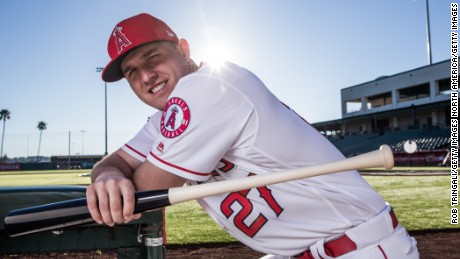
[201,41,234,69]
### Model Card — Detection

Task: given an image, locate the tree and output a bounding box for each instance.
[0,109,11,162]
[36,121,47,162]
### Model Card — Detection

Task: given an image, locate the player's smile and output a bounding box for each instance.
[142,78,172,110]
[150,81,166,94]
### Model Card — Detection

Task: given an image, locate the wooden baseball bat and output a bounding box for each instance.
[4,145,393,237]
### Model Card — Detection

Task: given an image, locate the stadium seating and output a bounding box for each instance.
[331,128,450,158]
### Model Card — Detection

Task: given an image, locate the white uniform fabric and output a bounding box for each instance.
[121,62,415,257]
[260,205,419,258]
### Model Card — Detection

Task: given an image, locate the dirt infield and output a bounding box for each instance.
[1,229,457,258]
[165,229,460,259]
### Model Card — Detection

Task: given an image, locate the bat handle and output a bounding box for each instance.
[133,189,171,213]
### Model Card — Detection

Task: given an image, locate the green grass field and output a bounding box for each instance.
[0,169,92,186]
[0,169,457,245]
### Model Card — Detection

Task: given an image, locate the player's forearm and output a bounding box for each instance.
[91,151,134,183]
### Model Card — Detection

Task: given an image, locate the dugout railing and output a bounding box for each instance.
[0,186,166,258]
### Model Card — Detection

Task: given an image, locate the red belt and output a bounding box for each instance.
[295,209,398,259]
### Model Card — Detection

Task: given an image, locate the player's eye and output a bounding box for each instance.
[144,54,160,69]
[125,68,137,80]
[147,54,159,62]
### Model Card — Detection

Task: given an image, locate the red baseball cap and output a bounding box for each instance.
[101,13,179,82]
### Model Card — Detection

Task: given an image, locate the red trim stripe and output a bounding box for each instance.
[150,152,209,176]
[378,245,388,259]
[124,144,147,158]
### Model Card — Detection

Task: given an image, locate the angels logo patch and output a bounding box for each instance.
[161,97,190,138]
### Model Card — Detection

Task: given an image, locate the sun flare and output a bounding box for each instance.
[199,41,235,69]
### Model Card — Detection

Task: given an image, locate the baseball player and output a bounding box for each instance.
[86,13,420,258]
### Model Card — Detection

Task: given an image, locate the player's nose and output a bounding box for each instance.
[140,68,158,86]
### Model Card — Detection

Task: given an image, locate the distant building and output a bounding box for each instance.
[314,60,450,137]
[312,60,451,165]
[26,156,51,163]
[0,155,104,171]
[7,156,46,163]
[51,155,104,169]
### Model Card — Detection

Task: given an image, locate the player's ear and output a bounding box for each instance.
[178,38,191,59]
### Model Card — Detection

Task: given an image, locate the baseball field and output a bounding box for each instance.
[0,168,458,258]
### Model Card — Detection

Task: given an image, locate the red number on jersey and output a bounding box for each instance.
[221,191,268,237]
[215,161,284,237]
[220,183,284,237]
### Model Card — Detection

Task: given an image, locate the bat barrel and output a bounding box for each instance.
[168,145,394,204]
[379,144,394,170]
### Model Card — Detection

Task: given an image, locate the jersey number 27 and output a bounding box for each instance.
[220,174,284,238]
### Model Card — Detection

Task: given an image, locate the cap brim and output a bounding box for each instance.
[101,41,161,82]
[101,51,130,82]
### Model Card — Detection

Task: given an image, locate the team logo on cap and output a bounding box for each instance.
[161,97,190,138]
[166,30,175,38]
[112,26,131,53]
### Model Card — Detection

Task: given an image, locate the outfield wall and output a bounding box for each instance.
[0,163,20,171]
[0,162,57,171]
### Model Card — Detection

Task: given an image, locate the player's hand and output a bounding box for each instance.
[86,172,141,226]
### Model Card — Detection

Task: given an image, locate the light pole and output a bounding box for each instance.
[68,131,71,168]
[80,130,86,155]
[425,0,432,65]
[96,67,108,156]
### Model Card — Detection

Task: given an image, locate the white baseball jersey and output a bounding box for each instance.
[122,62,387,256]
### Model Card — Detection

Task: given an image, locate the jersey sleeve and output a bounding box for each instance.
[147,72,255,182]
[121,112,162,162]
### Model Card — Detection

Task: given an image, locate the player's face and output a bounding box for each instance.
[121,41,193,110]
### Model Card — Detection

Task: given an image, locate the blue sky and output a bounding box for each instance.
[0,0,452,157]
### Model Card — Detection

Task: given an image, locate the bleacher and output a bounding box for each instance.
[330,133,377,150]
[389,128,450,152]
[329,128,451,158]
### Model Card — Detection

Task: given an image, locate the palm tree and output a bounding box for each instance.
[0,109,11,162]
[36,121,47,162]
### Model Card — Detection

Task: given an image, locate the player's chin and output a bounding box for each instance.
[143,97,167,111]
